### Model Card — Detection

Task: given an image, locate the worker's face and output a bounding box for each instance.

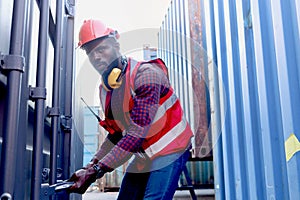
[85,38,120,75]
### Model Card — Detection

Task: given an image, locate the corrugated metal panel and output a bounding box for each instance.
[189,0,213,159]
[159,0,300,199]
[158,0,215,191]
[214,1,300,199]
[158,0,212,159]
[208,0,300,199]
[179,161,214,186]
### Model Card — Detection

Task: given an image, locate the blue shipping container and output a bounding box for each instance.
[159,0,300,199]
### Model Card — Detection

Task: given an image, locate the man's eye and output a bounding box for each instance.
[96,46,108,52]
[86,45,109,55]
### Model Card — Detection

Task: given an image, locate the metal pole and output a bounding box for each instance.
[62,0,75,181]
[49,0,63,187]
[30,0,49,199]
[0,0,26,198]
[14,0,33,199]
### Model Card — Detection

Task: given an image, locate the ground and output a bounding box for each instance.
[82,189,215,200]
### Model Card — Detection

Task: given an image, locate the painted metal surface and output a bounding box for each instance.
[0,0,78,199]
[210,0,300,199]
[159,0,300,199]
[158,0,214,191]
[158,0,212,159]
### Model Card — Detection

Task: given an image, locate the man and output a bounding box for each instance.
[68,19,194,200]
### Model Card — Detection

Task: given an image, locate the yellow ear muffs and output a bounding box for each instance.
[102,67,122,91]
[108,68,122,89]
[102,56,127,91]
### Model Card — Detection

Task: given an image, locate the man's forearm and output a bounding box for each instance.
[92,132,123,161]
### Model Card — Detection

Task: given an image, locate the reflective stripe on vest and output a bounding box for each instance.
[144,114,188,157]
[127,58,193,159]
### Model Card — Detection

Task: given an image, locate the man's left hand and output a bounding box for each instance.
[68,165,104,194]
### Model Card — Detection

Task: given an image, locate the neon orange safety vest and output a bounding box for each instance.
[99,58,193,159]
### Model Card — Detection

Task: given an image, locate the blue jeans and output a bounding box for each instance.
[117,149,190,200]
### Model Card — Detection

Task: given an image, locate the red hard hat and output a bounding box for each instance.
[78,19,119,47]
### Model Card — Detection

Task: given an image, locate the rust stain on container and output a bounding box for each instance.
[188,0,211,158]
